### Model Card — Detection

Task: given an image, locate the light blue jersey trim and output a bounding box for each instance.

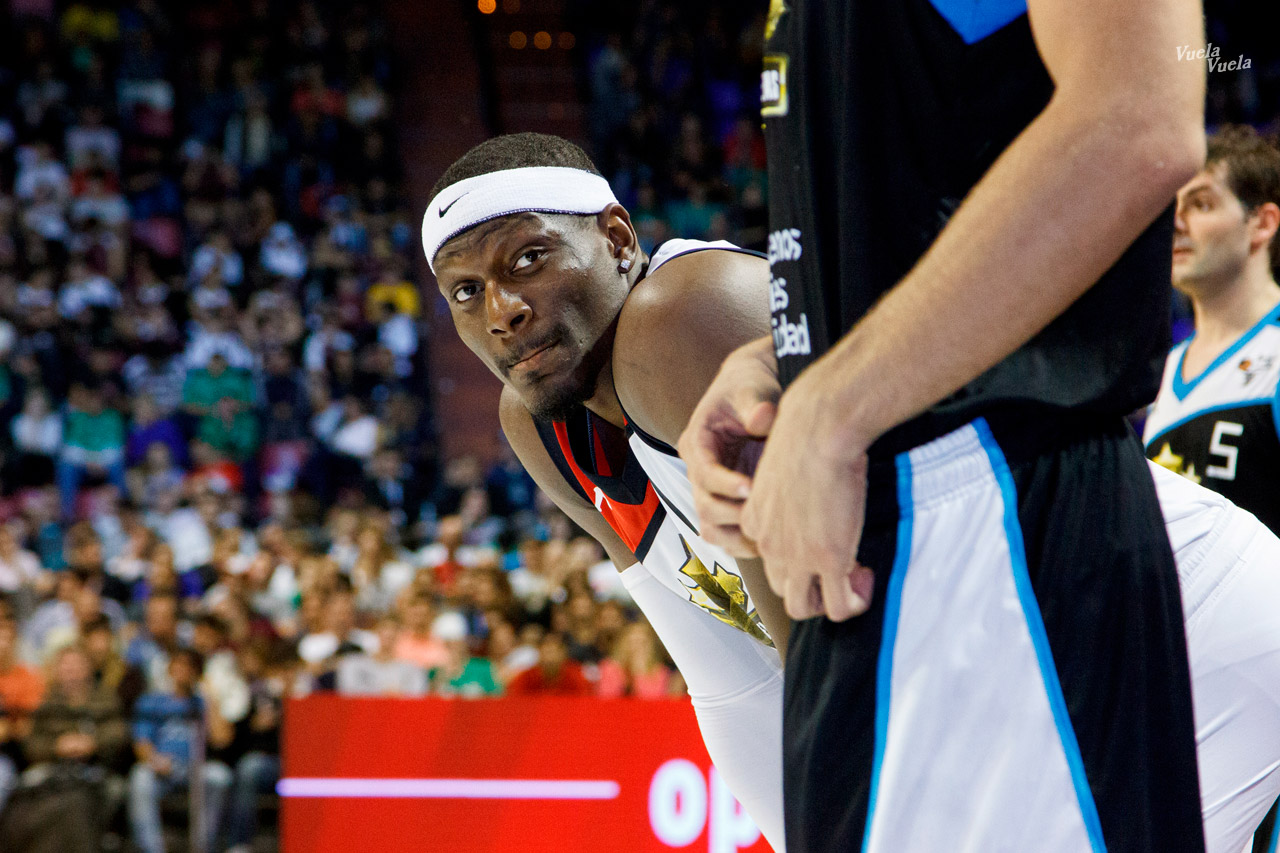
[1172,304,1280,401]
[1272,385,1280,448]
[1144,397,1277,448]
[1269,808,1280,853]
[974,418,1108,852]
[926,0,1027,44]
[861,450,915,851]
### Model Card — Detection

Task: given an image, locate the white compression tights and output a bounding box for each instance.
[621,563,787,852]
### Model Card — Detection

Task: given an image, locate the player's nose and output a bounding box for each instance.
[486,283,532,335]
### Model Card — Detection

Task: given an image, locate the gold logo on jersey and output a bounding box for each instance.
[761,55,788,118]
[765,0,787,40]
[676,537,773,647]
[1151,443,1203,484]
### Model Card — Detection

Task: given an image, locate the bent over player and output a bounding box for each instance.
[681,0,1216,849]
[423,133,1280,853]
[421,134,788,850]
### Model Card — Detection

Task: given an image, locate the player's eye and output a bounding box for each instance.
[513,249,544,271]
[452,283,482,304]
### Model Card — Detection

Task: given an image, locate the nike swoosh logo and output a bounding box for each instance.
[438,194,467,217]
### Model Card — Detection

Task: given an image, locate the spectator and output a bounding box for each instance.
[596,622,679,699]
[0,523,46,598]
[9,387,62,488]
[181,352,253,420]
[296,588,376,666]
[0,615,44,726]
[128,648,232,853]
[56,381,127,520]
[505,632,593,697]
[57,256,121,320]
[191,614,249,729]
[125,393,186,470]
[224,641,282,853]
[124,592,182,692]
[19,644,130,848]
[333,617,428,696]
[392,592,450,670]
[428,611,500,698]
[81,613,145,713]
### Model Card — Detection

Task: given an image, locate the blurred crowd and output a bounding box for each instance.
[3,0,1270,850]
[0,1,684,851]
[568,0,1280,259]
[570,0,770,253]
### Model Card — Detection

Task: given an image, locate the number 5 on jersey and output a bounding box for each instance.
[1207,421,1244,481]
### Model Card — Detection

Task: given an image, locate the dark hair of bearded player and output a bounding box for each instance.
[429,132,602,203]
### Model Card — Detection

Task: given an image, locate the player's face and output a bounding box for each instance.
[435,211,630,421]
[1172,163,1253,293]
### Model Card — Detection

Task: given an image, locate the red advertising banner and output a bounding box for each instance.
[282,695,775,853]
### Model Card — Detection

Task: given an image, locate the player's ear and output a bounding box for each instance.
[1249,201,1280,255]
[598,203,639,264]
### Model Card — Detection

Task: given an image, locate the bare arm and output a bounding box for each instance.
[613,250,790,655]
[738,0,1207,621]
[498,388,638,571]
[815,0,1207,449]
[613,249,772,449]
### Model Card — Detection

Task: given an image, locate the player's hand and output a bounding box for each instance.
[741,358,875,622]
[678,336,780,557]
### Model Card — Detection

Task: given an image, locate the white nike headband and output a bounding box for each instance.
[421,166,619,274]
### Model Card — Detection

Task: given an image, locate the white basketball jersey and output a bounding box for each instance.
[532,239,775,647]
[1143,304,1280,534]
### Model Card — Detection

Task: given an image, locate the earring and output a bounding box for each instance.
[618,259,633,273]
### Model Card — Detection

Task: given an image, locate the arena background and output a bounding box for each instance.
[0,1,1274,851]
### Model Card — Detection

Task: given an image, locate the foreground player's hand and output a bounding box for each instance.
[741,361,875,622]
[678,335,780,557]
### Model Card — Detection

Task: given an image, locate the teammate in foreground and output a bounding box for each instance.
[1144,124,1280,853]
[682,0,1213,849]
[423,133,1280,853]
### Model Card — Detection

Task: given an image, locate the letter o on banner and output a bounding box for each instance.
[649,759,708,847]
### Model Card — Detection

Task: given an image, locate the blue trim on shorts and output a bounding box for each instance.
[974,417,1108,853]
[1269,802,1280,853]
[861,450,915,851]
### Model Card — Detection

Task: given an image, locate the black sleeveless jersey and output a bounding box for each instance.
[761,0,1175,452]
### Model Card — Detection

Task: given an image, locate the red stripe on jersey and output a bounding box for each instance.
[592,424,613,477]
[552,420,661,553]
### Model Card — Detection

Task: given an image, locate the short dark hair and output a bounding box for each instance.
[430,133,600,203]
[1206,124,1280,273]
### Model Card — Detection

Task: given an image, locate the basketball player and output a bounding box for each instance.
[681,0,1213,849]
[424,134,1280,853]
[1144,124,1280,853]
[423,134,788,850]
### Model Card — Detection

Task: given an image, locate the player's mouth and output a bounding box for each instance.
[506,336,563,378]
[1172,246,1194,260]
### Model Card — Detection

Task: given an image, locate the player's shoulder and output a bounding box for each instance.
[647,239,762,275]
[617,239,767,351]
